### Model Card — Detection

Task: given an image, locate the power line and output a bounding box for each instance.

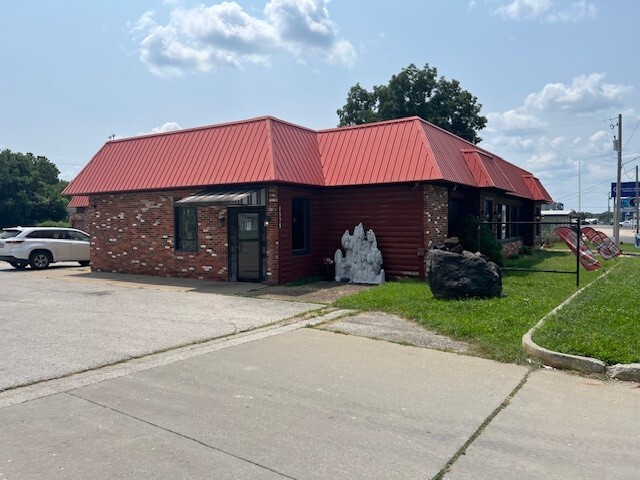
[623,118,640,148]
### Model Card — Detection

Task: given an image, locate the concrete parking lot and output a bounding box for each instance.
[1,263,639,479]
[0,263,321,390]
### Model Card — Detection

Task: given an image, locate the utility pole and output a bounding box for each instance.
[613,114,622,245]
[635,165,640,234]
[578,161,581,215]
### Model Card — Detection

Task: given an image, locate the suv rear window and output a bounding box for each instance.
[26,230,69,239]
[1,230,21,239]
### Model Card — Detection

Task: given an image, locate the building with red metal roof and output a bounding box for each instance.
[66,196,89,231]
[63,115,552,284]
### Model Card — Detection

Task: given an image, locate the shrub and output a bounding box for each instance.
[36,220,70,227]
[457,215,504,266]
[520,245,534,255]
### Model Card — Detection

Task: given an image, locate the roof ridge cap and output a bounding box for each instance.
[265,117,277,181]
[416,117,483,147]
[265,116,318,133]
[319,116,421,133]
[105,116,274,145]
[413,118,443,180]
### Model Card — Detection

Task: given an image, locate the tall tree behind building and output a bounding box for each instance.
[0,149,69,227]
[337,63,487,144]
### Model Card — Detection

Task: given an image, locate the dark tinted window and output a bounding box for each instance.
[27,230,69,239]
[292,197,310,253]
[27,230,55,239]
[175,207,198,252]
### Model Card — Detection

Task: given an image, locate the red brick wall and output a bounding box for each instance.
[88,190,229,280]
[69,208,90,232]
[501,239,523,258]
[423,184,449,249]
[265,185,280,284]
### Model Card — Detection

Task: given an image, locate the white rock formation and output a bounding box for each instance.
[334,223,385,284]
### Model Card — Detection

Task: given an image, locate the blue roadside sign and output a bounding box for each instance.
[611,182,640,198]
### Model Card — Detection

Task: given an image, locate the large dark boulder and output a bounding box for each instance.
[426,249,502,299]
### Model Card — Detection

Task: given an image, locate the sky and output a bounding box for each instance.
[2,0,640,213]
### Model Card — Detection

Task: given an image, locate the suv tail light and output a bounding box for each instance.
[5,239,25,244]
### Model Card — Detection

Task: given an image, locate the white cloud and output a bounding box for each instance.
[545,0,597,23]
[495,0,552,21]
[481,74,637,210]
[524,73,630,113]
[130,10,156,33]
[493,0,596,23]
[485,109,546,133]
[149,121,182,134]
[132,0,356,77]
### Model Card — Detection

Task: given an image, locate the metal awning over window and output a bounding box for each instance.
[175,187,266,206]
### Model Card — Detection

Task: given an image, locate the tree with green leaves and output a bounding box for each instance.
[0,149,69,227]
[337,63,487,144]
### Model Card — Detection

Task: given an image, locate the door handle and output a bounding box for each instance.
[238,244,243,252]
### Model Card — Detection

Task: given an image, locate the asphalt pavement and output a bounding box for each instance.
[594,224,638,247]
[1,263,639,479]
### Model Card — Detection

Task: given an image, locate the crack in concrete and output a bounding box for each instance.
[431,368,534,480]
[67,392,299,479]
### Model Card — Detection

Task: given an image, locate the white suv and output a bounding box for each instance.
[0,227,90,269]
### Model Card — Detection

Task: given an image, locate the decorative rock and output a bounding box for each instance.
[606,363,640,382]
[334,223,385,285]
[426,249,502,299]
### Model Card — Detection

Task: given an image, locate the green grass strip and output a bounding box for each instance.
[533,256,640,365]
[334,251,602,364]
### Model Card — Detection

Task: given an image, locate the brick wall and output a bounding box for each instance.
[423,185,449,250]
[501,239,523,258]
[69,208,89,232]
[265,185,280,284]
[89,190,229,280]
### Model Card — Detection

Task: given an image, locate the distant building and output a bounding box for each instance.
[541,209,575,241]
[67,196,89,231]
[542,202,564,211]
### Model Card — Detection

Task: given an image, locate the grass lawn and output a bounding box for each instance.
[533,256,640,365]
[334,250,603,364]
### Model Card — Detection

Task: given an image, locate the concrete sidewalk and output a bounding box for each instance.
[3,328,639,479]
[445,369,640,480]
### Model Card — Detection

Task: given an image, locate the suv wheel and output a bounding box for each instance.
[29,251,52,269]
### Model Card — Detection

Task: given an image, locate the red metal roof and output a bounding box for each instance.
[67,196,89,208]
[63,115,552,202]
[318,117,442,186]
